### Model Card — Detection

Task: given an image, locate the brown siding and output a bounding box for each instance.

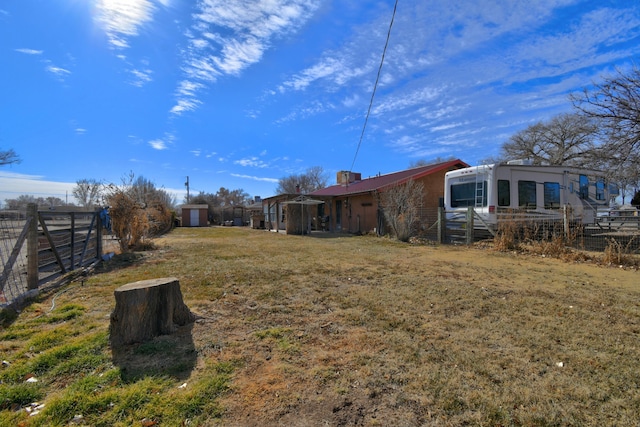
[182,209,191,227]
[327,167,456,234]
[182,208,208,227]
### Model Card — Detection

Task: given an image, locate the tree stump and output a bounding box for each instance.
[109,277,196,347]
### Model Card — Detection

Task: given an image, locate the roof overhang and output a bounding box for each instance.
[281,195,325,206]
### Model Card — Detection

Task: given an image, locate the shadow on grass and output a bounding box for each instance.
[110,322,197,382]
[95,252,146,274]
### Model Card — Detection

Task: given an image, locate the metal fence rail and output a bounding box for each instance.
[1,204,107,308]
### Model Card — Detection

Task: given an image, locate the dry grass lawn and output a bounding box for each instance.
[1,226,639,426]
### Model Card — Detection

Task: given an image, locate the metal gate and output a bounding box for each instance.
[1,204,105,307]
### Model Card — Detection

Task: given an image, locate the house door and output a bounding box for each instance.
[190,209,200,227]
[335,200,342,231]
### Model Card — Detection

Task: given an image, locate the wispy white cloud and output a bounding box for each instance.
[281,54,376,93]
[171,0,321,115]
[230,173,279,183]
[234,157,269,168]
[274,100,335,124]
[14,49,72,82]
[15,48,43,55]
[95,0,155,49]
[129,68,153,87]
[430,121,469,132]
[75,128,87,135]
[45,62,71,81]
[149,139,168,150]
[170,98,202,115]
[148,133,175,150]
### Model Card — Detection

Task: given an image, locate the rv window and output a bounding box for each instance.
[518,181,536,208]
[450,182,486,207]
[497,180,510,206]
[544,182,560,209]
[579,175,589,199]
[596,179,605,201]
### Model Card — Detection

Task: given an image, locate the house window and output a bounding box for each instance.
[497,180,510,206]
[518,181,537,208]
[543,182,560,209]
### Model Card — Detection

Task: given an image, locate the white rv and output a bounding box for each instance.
[444,161,616,230]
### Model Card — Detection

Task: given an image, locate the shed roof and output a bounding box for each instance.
[180,204,209,209]
[310,159,468,197]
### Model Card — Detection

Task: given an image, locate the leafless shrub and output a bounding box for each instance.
[104,173,174,252]
[494,216,582,258]
[603,236,639,265]
[494,218,518,252]
[106,189,149,253]
[379,179,424,242]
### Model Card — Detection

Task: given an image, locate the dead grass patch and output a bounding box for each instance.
[1,227,639,426]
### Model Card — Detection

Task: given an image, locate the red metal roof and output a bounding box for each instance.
[310,159,469,197]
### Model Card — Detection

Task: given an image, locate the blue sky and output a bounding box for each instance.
[1,0,639,206]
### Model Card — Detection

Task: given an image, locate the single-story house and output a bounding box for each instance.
[310,159,469,235]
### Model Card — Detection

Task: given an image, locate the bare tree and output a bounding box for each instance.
[572,66,640,163]
[571,66,640,201]
[276,166,329,194]
[409,156,456,168]
[0,148,20,166]
[379,179,424,242]
[72,178,102,208]
[4,195,66,209]
[215,187,251,206]
[500,113,598,166]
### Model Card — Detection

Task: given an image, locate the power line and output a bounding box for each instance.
[349,0,399,173]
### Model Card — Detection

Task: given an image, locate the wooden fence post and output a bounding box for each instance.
[70,212,75,270]
[96,208,103,260]
[26,203,38,290]
[466,206,474,245]
[437,207,445,244]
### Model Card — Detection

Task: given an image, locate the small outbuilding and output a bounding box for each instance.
[180,204,209,227]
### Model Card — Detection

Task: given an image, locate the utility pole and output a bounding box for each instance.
[185,176,190,203]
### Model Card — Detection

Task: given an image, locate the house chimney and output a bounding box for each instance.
[337,171,361,186]
[295,184,300,193]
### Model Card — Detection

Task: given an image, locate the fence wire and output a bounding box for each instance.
[413,206,640,256]
[0,211,29,306]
